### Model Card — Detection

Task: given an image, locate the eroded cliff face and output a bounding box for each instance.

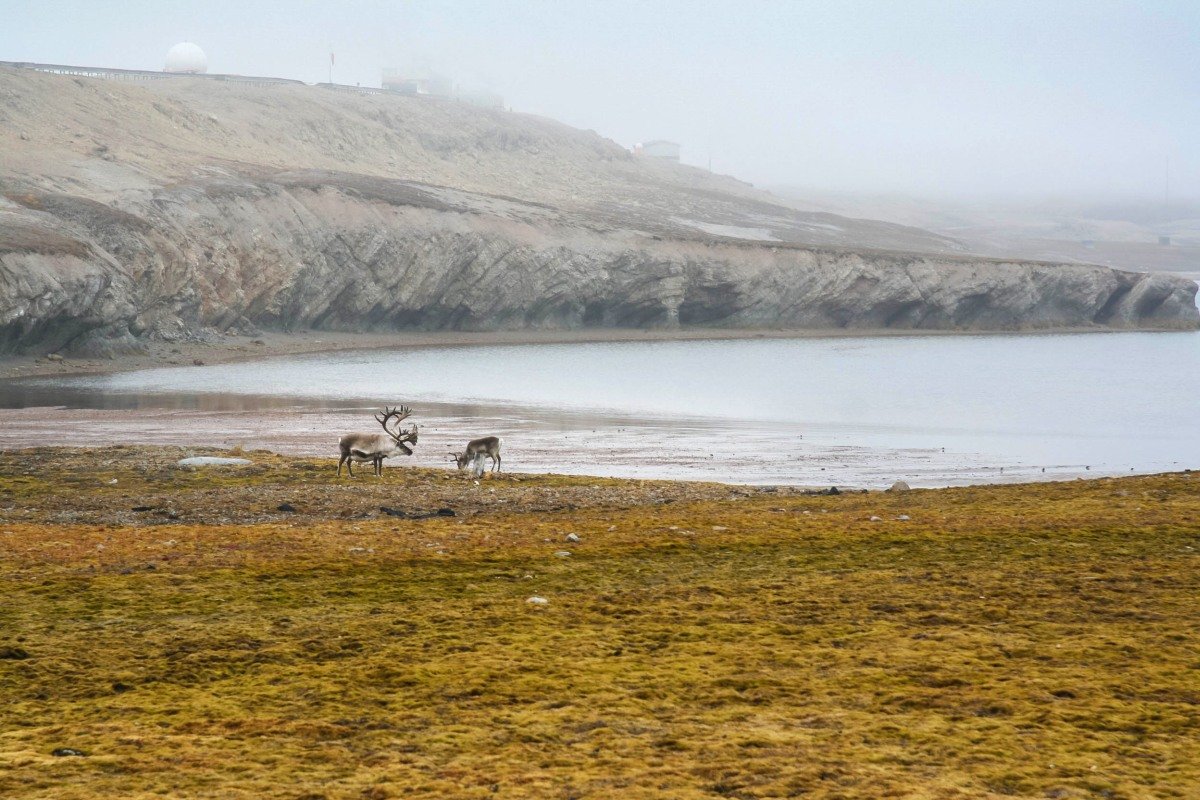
[1,172,1196,356]
[0,68,1196,355]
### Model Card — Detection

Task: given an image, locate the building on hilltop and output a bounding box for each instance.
[636,140,681,162]
[382,69,452,97]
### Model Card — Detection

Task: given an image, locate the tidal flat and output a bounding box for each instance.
[1,447,1198,799]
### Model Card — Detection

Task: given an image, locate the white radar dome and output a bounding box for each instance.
[164,42,208,74]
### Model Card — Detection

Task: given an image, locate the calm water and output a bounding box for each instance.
[2,331,1198,486]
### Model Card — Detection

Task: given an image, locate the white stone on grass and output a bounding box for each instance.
[177,457,252,467]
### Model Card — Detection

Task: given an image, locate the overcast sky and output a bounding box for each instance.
[2,0,1197,202]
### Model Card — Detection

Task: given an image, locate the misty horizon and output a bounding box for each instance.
[2,0,1198,205]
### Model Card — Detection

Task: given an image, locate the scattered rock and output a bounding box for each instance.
[177,456,252,467]
[712,525,728,531]
[565,533,580,543]
[896,514,911,521]
[869,516,883,522]
[0,646,30,660]
[192,359,205,366]
[888,480,911,492]
[51,748,86,757]
[526,596,549,606]
[130,505,152,512]
[553,550,572,558]
[380,507,456,519]
[46,353,64,362]
[277,503,297,513]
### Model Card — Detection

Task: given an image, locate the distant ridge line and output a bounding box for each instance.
[0,59,403,96]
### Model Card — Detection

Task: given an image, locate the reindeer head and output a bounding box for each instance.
[376,406,418,454]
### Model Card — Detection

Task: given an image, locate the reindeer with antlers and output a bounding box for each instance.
[337,405,420,477]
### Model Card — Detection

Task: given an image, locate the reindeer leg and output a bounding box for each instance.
[375,456,383,477]
[338,453,347,477]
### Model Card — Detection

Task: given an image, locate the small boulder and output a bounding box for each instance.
[565,533,581,543]
[869,516,883,522]
[553,551,572,558]
[177,457,252,467]
[526,596,549,606]
[277,503,297,513]
[887,480,911,492]
[46,353,64,362]
[896,514,911,521]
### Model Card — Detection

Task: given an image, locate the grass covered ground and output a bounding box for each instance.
[1,447,1198,799]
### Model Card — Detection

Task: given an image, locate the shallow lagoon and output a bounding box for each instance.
[3,330,1198,486]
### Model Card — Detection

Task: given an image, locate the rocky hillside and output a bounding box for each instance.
[1,67,1196,355]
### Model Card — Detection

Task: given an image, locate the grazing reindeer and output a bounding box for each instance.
[450,436,502,476]
[338,406,419,477]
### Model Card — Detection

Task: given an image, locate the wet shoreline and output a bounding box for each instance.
[0,397,1160,489]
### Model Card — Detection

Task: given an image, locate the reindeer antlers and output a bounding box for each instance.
[375,405,418,444]
[374,405,412,427]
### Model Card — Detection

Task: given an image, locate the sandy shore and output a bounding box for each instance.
[0,324,1163,381]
